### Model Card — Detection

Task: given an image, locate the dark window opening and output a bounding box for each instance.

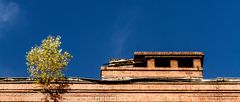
[155,58,170,67]
[178,58,193,68]
[133,59,147,67]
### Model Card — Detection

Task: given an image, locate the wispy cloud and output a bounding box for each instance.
[0,0,20,74]
[0,0,20,37]
[110,6,140,57]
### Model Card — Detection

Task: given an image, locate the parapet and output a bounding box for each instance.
[101,52,204,80]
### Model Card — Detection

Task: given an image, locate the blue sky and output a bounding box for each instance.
[0,0,240,79]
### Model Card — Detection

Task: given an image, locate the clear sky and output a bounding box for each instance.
[0,0,240,79]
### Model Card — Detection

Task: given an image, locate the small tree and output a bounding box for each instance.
[26,35,72,89]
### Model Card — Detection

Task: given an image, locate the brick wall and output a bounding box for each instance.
[101,67,203,80]
[1,81,240,102]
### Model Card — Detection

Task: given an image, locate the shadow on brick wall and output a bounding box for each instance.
[41,80,70,102]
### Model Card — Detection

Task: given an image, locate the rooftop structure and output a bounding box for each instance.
[101,52,204,80]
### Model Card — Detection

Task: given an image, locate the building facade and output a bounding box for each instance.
[0,52,240,102]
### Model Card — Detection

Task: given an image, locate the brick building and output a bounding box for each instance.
[1,52,240,101]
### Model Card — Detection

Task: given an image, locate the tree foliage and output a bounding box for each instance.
[26,35,72,87]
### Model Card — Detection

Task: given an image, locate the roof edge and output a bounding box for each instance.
[134,52,204,56]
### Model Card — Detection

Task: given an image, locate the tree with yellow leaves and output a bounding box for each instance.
[26,35,72,88]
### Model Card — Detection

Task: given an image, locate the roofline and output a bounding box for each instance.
[134,52,204,56]
[1,77,240,84]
